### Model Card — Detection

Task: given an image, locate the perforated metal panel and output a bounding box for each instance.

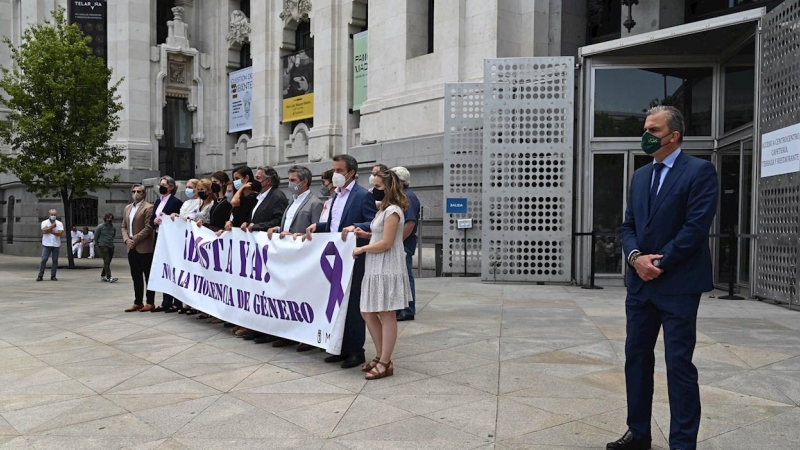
[442,83,484,274]
[482,58,575,282]
[755,0,800,307]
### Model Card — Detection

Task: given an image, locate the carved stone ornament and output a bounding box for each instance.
[280,0,312,23]
[171,6,185,22]
[226,10,251,45]
[168,61,186,84]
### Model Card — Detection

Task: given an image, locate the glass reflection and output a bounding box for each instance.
[594,68,713,138]
[593,154,624,274]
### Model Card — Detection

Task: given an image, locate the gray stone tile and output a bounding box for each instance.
[333,416,490,447]
[711,370,795,405]
[276,395,357,437]
[499,421,620,447]
[329,395,414,437]
[494,397,571,440]
[131,395,221,435]
[423,397,498,440]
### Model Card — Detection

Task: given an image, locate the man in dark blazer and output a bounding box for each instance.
[268,165,323,350]
[244,166,289,232]
[608,106,718,450]
[151,175,184,312]
[305,154,377,368]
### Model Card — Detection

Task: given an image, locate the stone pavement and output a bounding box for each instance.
[0,254,798,450]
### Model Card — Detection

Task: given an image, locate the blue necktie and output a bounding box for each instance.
[649,162,665,213]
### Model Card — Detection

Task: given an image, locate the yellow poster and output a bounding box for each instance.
[283,93,314,122]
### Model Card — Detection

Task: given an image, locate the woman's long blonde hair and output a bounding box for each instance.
[197,178,215,206]
[375,170,408,212]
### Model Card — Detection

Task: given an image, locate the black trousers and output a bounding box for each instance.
[128,249,155,305]
[341,255,366,357]
[154,232,181,309]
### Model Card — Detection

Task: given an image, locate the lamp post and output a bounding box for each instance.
[622,0,639,33]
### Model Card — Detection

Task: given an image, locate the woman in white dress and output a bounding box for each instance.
[348,170,412,380]
[171,178,201,220]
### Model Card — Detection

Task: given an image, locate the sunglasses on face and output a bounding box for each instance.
[132,190,143,194]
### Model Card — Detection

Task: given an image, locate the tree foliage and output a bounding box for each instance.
[0,7,125,266]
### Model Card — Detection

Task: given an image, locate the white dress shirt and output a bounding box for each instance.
[129,201,142,238]
[251,188,272,220]
[41,220,64,247]
[330,180,355,233]
[282,190,310,232]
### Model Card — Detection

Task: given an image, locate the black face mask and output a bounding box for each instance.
[250,181,262,193]
[198,191,208,200]
[211,183,222,194]
[158,185,168,195]
[372,188,386,202]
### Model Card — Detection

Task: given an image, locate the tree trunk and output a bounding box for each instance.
[62,190,75,269]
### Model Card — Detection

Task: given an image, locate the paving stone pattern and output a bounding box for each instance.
[0,255,798,449]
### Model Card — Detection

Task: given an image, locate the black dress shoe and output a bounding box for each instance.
[296,343,315,352]
[396,313,415,321]
[36,276,43,281]
[50,277,58,281]
[223,322,236,328]
[253,334,278,344]
[324,354,346,363]
[151,306,163,313]
[272,339,296,348]
[341,354,366,369]
[164,307,179,313]
[606,430,651,450]
[242,332,261,341]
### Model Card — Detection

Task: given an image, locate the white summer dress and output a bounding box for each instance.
[360,205,412,313]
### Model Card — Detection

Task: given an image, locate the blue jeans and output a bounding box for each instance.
[400,252,416,315]
[38,245,60,278]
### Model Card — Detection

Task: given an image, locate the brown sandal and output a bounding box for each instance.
[365,361,393,380]
[361,357,381,372]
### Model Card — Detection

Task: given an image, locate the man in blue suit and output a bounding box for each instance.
[607,106,718,450]
[305,154,377,368]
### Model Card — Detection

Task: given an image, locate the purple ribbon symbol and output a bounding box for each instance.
[321,242,345,323]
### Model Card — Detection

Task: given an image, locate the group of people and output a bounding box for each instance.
[119,155,420,380]
[36,210,117,282]
[70,225,95,259]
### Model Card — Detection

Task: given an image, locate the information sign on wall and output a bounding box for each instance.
[69,0,107,65]
[760,122,800,178]
[352,31,368,111]
[229,67,253,133]
[282,49,314,122]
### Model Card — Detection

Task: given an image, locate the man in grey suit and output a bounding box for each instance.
[268,165,323,350]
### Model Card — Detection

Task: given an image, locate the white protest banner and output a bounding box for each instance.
[761,122,800,178]
[229,67,253,133]
[148,219,355,354]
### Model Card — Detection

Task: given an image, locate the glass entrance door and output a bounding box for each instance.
[715,140,753,288]
[159,98,195,180]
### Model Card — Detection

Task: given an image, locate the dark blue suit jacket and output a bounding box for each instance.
[150,195,184,230]
[315,182,377,248]
[621,151,718,296]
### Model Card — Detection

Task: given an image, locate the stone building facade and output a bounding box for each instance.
[0,0,586,256]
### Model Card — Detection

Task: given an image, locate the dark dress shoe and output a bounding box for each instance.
[396,313,415,321]
[164,307,179,313]
[606,430,651,450]
[223,322,236,328]
[341,354,366,369]
[36,276,43,281]
[253,334,278,344]
[324,354,346,363]
[50,277,58,281]
[296,343,315,352]
[242,332,261,341]
[272,339,296,348]
[151,306,163,313]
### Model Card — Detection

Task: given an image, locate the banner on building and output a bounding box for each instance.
[353,31,368,111]
[69,0,107,65]
[760,122,800,178]
[148,220,356,355]
[229,67,253,133]
[282,49,314,121]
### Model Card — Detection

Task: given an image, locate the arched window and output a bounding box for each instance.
[72,198,99,227]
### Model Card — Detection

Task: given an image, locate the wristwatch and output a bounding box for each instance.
[629,251,642,266]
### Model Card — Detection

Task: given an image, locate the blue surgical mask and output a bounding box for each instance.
[233,179,243,190]
[49,215,57,221]
[185,188,194,198]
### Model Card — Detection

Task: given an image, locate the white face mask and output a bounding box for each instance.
[332,172,347,188]
[368,174,375,186]
[225,192,234,202]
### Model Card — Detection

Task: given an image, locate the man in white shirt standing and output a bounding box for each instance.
[37,209,64,281]
[70,225,84,258]
[79,226,95,259]
[268,165,323,350]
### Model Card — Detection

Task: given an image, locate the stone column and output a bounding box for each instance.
[109,0,156,173]
[307,0,344,162]
[246,0,281,167]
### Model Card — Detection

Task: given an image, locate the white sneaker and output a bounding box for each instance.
[108,278,118,283]
[101,277,108,282]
